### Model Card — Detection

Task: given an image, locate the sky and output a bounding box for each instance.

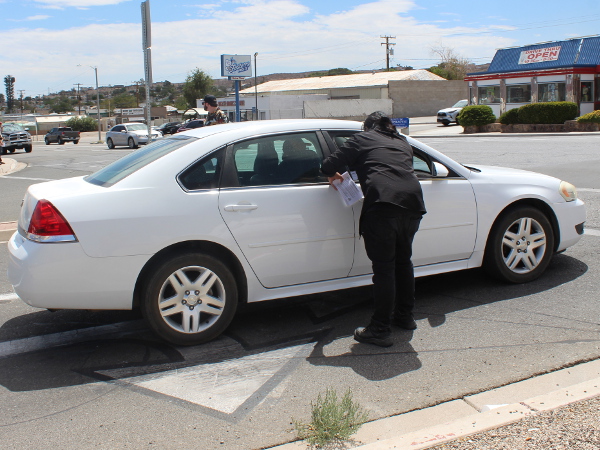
[1,0,599,98]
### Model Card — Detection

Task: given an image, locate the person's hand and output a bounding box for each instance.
[328,172,343,190]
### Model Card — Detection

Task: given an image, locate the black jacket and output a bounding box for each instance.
[322,126,426,219]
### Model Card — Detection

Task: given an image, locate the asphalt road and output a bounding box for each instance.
[0,131,598,449]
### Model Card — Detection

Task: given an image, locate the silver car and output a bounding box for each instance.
[106,123,162,149]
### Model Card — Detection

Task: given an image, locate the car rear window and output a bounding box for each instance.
[85,135,196,187]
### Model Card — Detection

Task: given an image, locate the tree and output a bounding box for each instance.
[182,68,212,108]
[309,68,354,77]
[428,44,472,80]
[44,95,75,113]
[111,93,138,108]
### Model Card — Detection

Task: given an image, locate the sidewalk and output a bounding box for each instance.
[270,359,600,449]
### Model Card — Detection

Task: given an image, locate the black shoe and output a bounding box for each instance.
[354,326,393,347]
[392,314,417,330]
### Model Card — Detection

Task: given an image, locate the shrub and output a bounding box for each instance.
[457,105,496,127]
[517,102,577,124]
[499,108,521,125]
[293,388,369,448]
[64,116,98,132]
[577,110,600,124]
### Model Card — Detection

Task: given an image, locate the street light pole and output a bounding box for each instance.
[254,52,258,121]
[92,66,102,143]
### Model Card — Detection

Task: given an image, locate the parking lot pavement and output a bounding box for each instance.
[269,359,600,449]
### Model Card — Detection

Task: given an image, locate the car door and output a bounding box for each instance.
[112,125,126,146]
[324,131,477,276]
[218,131,356,288]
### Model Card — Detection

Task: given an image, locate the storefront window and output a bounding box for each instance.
[477,86,500,104]
[538,82,565,102]
[506,84,532,103]
[580,82,593,102]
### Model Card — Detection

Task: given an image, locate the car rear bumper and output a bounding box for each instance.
[7,231,148,310]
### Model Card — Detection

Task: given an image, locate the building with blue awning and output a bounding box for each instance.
[465,36,600,117]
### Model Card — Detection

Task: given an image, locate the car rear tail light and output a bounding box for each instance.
[27,200,77,243]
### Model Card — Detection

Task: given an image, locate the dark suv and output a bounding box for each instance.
[176,119,205,133]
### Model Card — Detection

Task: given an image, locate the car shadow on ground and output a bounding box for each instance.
[0,253,588,392]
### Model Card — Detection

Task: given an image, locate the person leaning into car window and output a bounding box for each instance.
[321,111,427,347]
[203,95,229,126]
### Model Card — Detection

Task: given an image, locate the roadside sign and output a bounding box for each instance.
[391,118,409,128]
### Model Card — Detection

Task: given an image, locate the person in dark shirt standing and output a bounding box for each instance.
[321,111,426,347]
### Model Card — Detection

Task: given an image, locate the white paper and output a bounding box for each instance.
[332,171,363,207]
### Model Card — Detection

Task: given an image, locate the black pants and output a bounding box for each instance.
[362,207,422,330]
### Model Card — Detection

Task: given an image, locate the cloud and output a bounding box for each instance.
[33,0,129,7]
[25,15,51,20]
[1,0,515,95]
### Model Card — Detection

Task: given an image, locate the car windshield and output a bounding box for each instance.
[2,123,25,132]
[453,100,468,108]
[126,124,148,131]
[85,135,197,187]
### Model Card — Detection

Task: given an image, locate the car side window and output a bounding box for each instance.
[113,125,125,132]
[413,151,432,177]
[178,148,224,191]
[232,132,327,187]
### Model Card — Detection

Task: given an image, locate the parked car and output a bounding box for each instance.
[157,122,182,135]
[176,119,204,133]
[105,123,162,149]
[1,123,33,154]
[8,119,586,346]
[437,99,468,126]
[44,127,80,145]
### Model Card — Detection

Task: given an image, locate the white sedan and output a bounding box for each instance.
[105,123,162,149]
[7,119,586,345]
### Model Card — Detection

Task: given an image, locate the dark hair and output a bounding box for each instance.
[363,111,398,134]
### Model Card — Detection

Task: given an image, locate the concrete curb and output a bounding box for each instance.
[268,359,600,449]
[0,158,26,176]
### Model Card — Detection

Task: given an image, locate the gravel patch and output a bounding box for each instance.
[432,396,600,449]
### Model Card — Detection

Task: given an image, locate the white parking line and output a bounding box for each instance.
[0,320,147,358]
[585,228,600,236]
[0,293,18,302]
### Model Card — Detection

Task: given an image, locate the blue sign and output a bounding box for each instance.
[391,118,409,128]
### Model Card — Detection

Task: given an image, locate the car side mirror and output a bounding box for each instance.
[433,162,449,178]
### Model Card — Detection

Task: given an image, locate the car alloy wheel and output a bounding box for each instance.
[45,138,50,145]
[484,206,554,283]
[142,253,238,345]
[107,138,115,149]
[128,137,137,149]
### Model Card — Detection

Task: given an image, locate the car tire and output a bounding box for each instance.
[442,120,450,126]
[45,138,50,145]
[107,138,115,149]
[74,140,79,145]
[141,252,238,346]
[455,117,460,126]
[128,137,138,149]
[484,206,554,283]
[0,147,6,155]
[8,148,15,153]
[58,137,64,145]
[24,145,32,153]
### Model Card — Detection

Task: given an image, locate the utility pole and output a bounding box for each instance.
[74,83,82,115]
[380,35,396,71]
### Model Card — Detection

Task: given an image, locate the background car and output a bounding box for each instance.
[156,122,182,135]
[437,99,468,126]
[176,119,204,133]
[105,123,162,149]
[8,119,585,347]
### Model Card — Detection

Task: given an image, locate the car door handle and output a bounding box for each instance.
[224,204,258,212]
